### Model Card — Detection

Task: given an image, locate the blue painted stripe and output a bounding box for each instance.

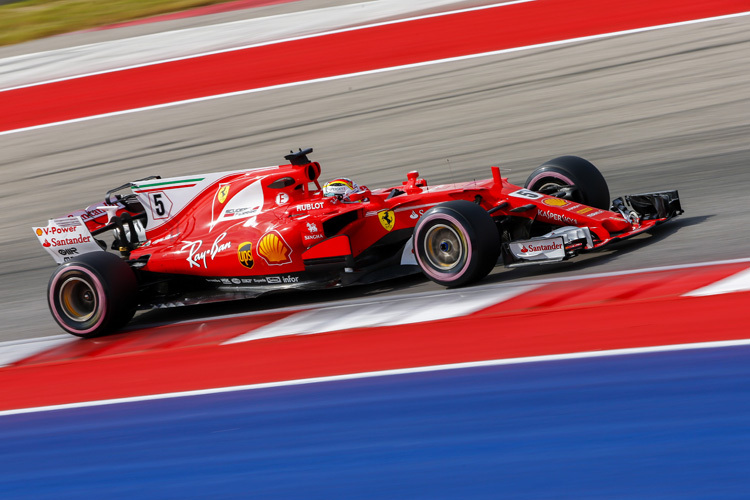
[1,346,749,499]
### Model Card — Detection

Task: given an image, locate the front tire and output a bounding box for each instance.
[48,252,137,338]
[525,155,610,209]
[414,200,500,287]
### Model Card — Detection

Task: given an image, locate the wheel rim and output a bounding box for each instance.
[423,223,465,271]
[537,180,565,192]
[535,180,574,200]
[58,277,98,322]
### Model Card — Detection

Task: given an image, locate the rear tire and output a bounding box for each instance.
[48,252,137,338]
[525,155,610,209]
[414,201,500,287]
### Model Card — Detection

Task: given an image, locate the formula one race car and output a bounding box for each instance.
[34,148,682,337]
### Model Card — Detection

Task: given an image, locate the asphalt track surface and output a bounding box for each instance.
[1,4,749,342]
[3,346,750,498]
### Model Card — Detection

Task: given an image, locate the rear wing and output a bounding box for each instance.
[33,217,105,264]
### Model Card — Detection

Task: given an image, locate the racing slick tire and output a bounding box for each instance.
[525,155,610,209]
[414,200,500,287]
[47,252,137,338]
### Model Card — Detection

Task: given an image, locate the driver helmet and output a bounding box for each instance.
[322,178,359,199]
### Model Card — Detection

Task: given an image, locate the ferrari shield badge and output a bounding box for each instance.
[217,184,230,204]
[378,210,395,231]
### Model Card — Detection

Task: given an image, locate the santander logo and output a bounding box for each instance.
[45,235,92,247]
[523,242,563,253]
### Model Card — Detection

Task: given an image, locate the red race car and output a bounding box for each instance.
[34,148,682,337]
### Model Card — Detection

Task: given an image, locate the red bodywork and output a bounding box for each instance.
[71,159,657,286]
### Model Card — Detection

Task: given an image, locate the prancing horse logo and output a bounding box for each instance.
[378,210,395,232]
[217,184,230,204]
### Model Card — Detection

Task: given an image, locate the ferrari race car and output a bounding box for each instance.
[34,148,682,338]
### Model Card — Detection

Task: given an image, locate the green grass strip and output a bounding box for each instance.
[0,0,233,47]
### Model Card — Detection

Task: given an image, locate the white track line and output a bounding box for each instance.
[3,338,750,416]
[1,10,748,137]
[684,267,750,297]
[0,0,533,92]
[224,284,539,343]
[0,335,74,367]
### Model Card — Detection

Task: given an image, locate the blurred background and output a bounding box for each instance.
[1,1,749,497]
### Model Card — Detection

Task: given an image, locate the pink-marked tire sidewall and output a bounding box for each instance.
[414,200,500,288]
[47,252,137,338]
[525,155,610,209]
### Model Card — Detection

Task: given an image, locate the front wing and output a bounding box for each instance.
[503,190,682,267]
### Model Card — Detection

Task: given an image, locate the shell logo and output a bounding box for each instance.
[258,231,292,265]
[36,228,43,236]
[543,198,568,207]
